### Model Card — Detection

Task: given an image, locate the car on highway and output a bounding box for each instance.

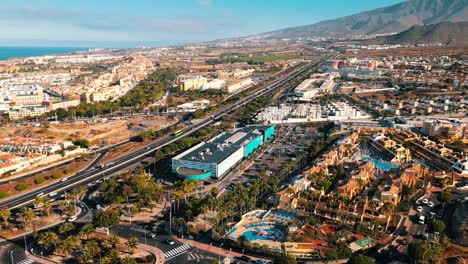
[149,232,156,239]
[61,178,68,182]
[165,239,175,245]
[416,206,423,212]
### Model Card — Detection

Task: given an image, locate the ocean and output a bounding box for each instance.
[0,47,89,61]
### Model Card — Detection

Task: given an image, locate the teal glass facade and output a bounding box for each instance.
[244,135,263,157]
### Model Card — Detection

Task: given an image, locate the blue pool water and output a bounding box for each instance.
[361,156,398,171]
[274,211,295,219]
[242,228,284,242]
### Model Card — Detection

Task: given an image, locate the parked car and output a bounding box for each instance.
[165,239,175,245]
[422,198,429,204]
[68,216,77,222]
[428,201,434,208]
[416,206,423,212]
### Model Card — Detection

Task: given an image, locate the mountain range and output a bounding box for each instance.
[369,21,468,45]
[253,0,468,40]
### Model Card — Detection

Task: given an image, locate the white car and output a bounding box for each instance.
[68,216,77,222]
[422,199,429,204]
[427,201,434,208]
[416,206,423,212]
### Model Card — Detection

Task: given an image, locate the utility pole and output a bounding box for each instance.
[168,192,172,235]
[9,250,14,264]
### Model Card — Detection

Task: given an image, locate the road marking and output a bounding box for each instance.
[17,259,35,264]
[164,244,191,260]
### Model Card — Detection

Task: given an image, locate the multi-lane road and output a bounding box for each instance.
[0,55,330,211]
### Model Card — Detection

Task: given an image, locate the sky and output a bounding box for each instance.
[0,0,404,48]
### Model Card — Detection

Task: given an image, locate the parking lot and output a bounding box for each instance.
[223,124,322,192]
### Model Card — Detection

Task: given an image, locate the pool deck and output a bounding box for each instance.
[226,209,296,250]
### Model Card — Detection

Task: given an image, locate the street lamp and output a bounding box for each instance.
[9,250,14,264]
[218,243,224,263]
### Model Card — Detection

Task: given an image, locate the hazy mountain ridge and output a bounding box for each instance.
[369,21,468,45]
[254,0,468,39]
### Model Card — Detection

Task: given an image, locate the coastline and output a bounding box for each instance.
[0,46,90,61]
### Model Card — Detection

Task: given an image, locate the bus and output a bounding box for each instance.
[173,130,184,137]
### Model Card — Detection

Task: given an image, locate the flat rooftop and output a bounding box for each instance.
[176,141,241,164]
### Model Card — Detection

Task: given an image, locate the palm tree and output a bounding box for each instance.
[42,200,52,216]
[58,222,75,234]
[56,235,80,257]
[0,209,11,229]
[78,252,92,264]
[84,240,101,259]
[99,256,112,264]
[125,237,139,254]
[79,223,95,239]
[105,249,119,263]
[103,235,119,249]
[37,231,59,250]
[121,256,137,264]
[20,207,35,230]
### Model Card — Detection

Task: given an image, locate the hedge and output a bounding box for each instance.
[34,178,46,185]
[0,192,8,199]
[52,173,62,179]
[15,183,28,191]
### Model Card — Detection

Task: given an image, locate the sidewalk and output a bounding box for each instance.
[25,250,58,264]
[96,231,165,264]
[174,236,266,261]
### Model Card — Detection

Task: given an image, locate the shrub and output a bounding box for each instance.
[0,192,9,199]
[63,168,74,175]
[52,173,62,179]
[15,183,28,191]
[34,177,46,185]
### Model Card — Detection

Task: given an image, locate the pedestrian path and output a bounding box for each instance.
[164,244,191,260]
[17,258,35,264]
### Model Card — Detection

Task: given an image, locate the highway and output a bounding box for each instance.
[0,55,330,210]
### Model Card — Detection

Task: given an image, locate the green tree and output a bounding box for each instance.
[439,189,452,203]
[430,220,446,233]
[93,209,120,227]
[408,241,433,262]
[79,223,95,239]
[325,247,339,260]
[274,254,297,264]
[347,255,374,264]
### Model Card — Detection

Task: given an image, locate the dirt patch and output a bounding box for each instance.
[0,157,93,201]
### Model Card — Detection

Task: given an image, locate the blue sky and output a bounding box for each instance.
[0,0,404,48]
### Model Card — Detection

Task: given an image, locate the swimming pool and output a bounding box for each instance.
[361,156,398,171]
[242,228,285,242]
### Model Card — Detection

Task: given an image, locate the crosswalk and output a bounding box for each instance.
[17,259,35,264]
[187,251,204,262]
[164,244,191,260]
[0,245,9,255]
